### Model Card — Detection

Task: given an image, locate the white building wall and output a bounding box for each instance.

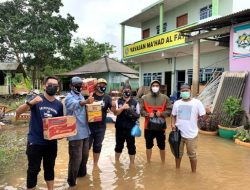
[142,0,213,37]
[140,49,229,89]
[232,0,250,12]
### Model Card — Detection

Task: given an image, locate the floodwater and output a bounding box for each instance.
[1,118,250,190]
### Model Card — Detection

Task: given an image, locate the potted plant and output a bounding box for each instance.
[198,113,219,136]
[234,116,250,148]
[218,96,245,139]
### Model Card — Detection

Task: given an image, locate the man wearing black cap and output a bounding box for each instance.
[171,83,205,173]
[141,80,172,163]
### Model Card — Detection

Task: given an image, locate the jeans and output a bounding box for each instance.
[26,142,57,189]
[67,138,89,187]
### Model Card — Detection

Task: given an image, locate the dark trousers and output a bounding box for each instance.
[26,142,57,189]
[115,128,136,155]
[89,124,106,153]
[144,129,166,150]
[67,138,89,187]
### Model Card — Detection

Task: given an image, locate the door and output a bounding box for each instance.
[177,70,185,98]
[165,72,172,96]
[176,14,188,28]
[142,28,150,39]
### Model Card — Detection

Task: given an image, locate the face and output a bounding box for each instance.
[96,82,107,93]
[152,83,160,88]
[45,79,59,89]
[180,87,191,99]
[123,88,131,98]
[44,78,59,96]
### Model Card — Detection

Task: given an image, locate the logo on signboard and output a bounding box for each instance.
[236,33,250,48]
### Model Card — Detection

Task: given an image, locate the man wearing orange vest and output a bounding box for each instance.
[141,80,172,163]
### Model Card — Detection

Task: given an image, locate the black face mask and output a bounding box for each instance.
[97,86,106,94]
[46,85,58,96]
[123,91,131,98]
[73,85,82,94]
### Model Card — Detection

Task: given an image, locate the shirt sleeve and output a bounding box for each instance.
[198,100,206,116]
[107,96,112,109]
[172,102,177,116]
[136,102,140,114]
[65,94,82,112]
[140,95,148,117]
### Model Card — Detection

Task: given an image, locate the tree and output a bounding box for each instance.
[0,0,78,87]
[60,37,116,72]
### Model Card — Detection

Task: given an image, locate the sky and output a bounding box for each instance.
[60,0,157,60]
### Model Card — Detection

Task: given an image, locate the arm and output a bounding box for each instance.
[140,96,149,117]
[160,96,172,118]
[171,115,177,130]
[65,95,94,111]
[16,95,43,117]
[114,100,129,116]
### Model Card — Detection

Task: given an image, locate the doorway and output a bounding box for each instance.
[177,70,185,98]
[164,72,172,96]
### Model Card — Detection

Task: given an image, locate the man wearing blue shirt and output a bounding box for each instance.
[16,76,63,190]
[65,76,94,187]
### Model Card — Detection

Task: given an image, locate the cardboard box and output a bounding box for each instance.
[43,116,77,140]
[86,102,102,122]
[82,78,97,96]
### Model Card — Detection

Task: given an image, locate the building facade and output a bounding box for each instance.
[121,0,250,96]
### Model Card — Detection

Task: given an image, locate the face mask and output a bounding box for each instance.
[123,91,131,98]
[181,91,190,99]
[46,85,58,96]
[152,87,159,93]
[73,85,82,94]
[97,86,106,93]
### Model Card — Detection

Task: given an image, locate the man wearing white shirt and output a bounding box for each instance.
[171,83,206,173]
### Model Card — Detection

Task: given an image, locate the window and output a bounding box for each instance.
[143,72,162,86]
[142,28,150,39]
[187,67,224,85]
[176,14,188,28]
[200,4,212,20]
[156,23,167,34]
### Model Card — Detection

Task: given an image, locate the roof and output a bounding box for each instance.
[0,61,20,71]
[121,0,189,28]
[121,73,139,79]
[181,9,250,33]
[60,57,139,76]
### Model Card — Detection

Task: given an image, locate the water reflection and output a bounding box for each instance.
[1,119,250,190]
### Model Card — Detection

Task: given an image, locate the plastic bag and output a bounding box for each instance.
[147,116,166,130]
[168,128,181,158]
[124,107,140,121]
[131,122,141,137]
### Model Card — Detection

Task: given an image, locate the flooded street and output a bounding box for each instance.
[1,118,250,190]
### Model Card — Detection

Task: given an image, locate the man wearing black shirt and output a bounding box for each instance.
[16,76,63,190]
[88,78,112,165]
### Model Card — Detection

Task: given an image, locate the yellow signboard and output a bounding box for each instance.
[123,30,186,58]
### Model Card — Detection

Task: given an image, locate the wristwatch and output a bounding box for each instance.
[26,101,33,107]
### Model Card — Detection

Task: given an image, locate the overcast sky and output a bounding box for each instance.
[60,0,156,59]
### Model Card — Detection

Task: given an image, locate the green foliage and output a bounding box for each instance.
[234,128,250,142]
[0,0,78,77]
[198,113,220,131]
[221,96,244,128]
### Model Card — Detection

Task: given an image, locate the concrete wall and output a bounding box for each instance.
[230,23,250,115]
[142,0,213,37]
[140,49,229,88]
[218,0,233,16]
[232,0,250,12]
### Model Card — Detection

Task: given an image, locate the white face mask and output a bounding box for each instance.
[152,87,159,93]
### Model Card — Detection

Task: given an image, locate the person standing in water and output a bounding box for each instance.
[171,83,206,172]
[88,78,112,166]
[114,84,140,164]
[141,80,172,163]
[16,76,63,190]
